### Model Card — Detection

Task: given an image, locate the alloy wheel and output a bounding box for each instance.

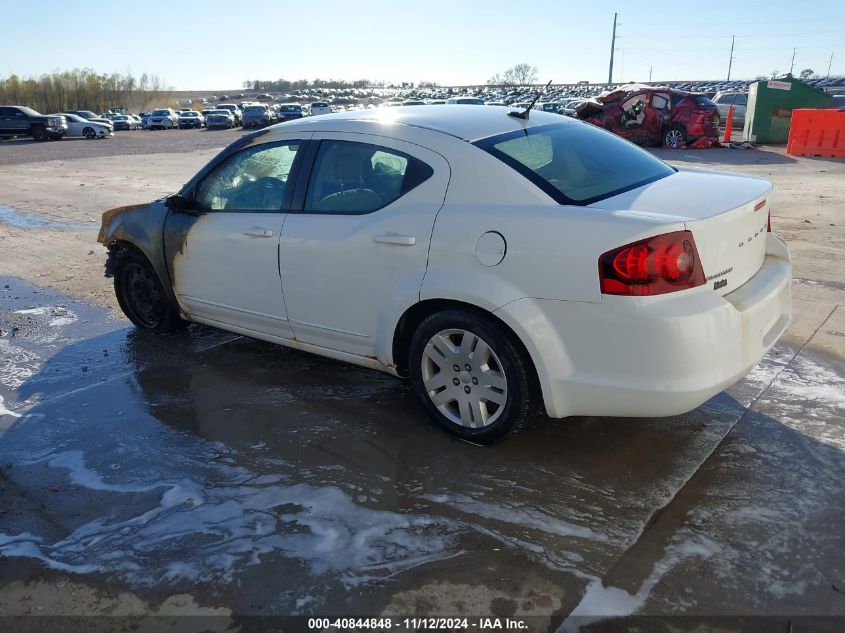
[420,329,508,429]
[665,129,685,148]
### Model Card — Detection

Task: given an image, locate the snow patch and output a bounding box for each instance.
[0,394,21,418]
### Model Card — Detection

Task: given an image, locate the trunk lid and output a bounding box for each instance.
[589,168,772,296]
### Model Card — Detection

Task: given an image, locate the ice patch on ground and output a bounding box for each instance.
[0,394,21,418]
[13,306,78,328]
[424,493,607,542]
[560,533,720,630]
[0,340,39,390]
[755,354,845,450]
[0,449,460,587]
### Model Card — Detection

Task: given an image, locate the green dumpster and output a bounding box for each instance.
[744,75,833,143]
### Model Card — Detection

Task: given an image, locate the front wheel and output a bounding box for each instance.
[663,125,687,148]
[114,249,186,333]
[409,309,533,444]
[32,126,48,141]
[83,127,96,139]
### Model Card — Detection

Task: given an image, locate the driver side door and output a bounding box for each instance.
[163,135,308,338]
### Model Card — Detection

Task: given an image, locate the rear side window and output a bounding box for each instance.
[304,140,433,214]
[475,122,675,205]
[694,96,715,107]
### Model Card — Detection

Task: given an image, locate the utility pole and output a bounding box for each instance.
[649,66,653,83]
[827,52,834,79]
[727,35,735,81]
[608,12,618,86]
[790,48,796,75]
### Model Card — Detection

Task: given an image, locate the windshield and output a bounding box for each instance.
[475,122,675,205]
[244,105,265,112]
[281,105,301,112]
[152,110,170,116]
[182,112,197,117]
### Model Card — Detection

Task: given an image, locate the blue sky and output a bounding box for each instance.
[2,0,843,88]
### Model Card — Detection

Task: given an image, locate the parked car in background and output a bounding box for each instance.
[712,91,748,129]
[277,103,304,122]
[98,106,791,444]
[111,114,139,131]
[65,110,114,127]
[533,102,563,113]
[204,109,235,129]
[0,106,67,140]
[559,98,588,117]
[178,110,205,129]
[310,101,331,116]
[577,85,720,148]
[148,108,179,130]
[57,112,112,139]
[216,104,243,126]
[242,104,273,129]
[446,97,484,105]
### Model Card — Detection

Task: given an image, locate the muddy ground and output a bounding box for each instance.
[0,131,844,631]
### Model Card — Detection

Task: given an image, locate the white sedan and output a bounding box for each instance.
[98,107,791,443]
[57,112,113,139]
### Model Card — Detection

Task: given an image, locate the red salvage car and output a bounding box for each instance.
[576,85,720,148]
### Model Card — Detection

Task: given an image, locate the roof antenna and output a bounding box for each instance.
[509,80,552,120]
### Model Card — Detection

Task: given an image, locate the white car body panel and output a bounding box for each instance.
[279,131,451,357]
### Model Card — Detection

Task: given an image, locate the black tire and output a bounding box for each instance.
[83,127,95,139]
[663,125,687,148]
[114,249,186,333]
[409,309,533,444]
[31,126,47,141]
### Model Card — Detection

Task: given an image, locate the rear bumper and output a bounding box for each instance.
[495,234,792,419]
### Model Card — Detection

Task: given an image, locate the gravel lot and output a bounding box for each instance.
[0,131,843,629]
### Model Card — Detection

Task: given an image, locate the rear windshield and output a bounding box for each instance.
[244,105,265,111]
[152,110,170,116]
[475,122,675,205]
[281,105,301,112]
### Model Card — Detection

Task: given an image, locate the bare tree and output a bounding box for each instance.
[487,73,504,85]
[503,63,538,85]
[799,68,814,80]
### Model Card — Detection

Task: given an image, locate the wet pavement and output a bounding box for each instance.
[0,276,843,631]
[0,205,99,231]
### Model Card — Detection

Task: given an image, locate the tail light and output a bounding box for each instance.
[598,230,706,296]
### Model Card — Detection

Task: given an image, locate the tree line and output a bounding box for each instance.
[0,69,171,114]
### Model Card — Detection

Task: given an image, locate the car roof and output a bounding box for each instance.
[266,104,566,142]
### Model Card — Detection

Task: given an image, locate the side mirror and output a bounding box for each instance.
[165,194,192,211]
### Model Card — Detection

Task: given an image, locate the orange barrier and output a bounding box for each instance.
[787,108,845,158]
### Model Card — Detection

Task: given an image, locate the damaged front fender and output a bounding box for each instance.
[98,200,175,300]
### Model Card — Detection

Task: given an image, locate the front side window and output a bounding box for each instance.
[195,141,301,211]
[475,122,675,205]
[304,140,433,214]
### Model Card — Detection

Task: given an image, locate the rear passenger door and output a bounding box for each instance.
[278,133,450,358]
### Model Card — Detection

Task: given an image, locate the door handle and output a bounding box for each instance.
[372,233,416,246]
[241,228,274,238]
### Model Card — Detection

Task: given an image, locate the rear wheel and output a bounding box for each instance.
[663,125,687,148]
[409,309,533,444]
[114,249,186,333]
